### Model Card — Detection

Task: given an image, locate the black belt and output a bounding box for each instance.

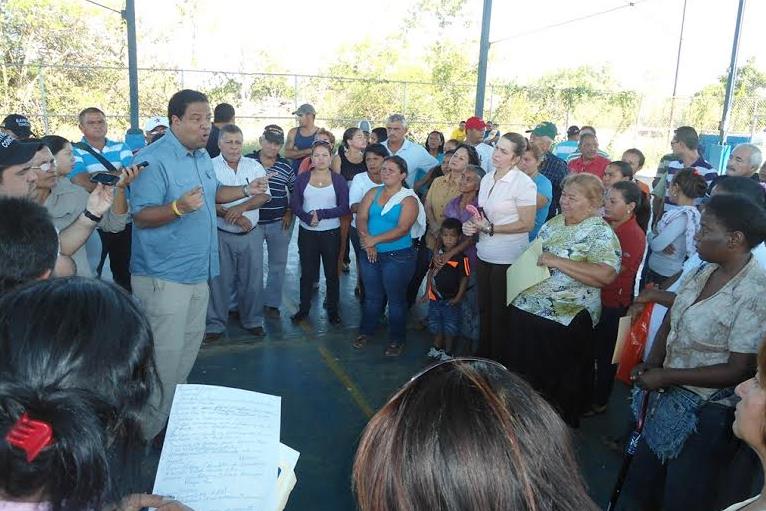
[217,228,252,236]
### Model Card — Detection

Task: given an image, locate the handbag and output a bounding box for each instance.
[616,303,654,384]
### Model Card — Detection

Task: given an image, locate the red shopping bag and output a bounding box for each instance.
[615,303,654,385]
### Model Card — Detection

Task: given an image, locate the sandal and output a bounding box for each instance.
[384,342,403,357]
[352,335,368,350]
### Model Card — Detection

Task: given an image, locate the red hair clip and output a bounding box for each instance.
[5,413,54,462]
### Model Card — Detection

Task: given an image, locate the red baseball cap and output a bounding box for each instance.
[465,116,486,131]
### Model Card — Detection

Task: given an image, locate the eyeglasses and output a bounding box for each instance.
[311,140,331,148]
[30,160,57,173]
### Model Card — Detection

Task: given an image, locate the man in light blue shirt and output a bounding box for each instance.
[68,107,135,290]
[130,89,267,441]
[382,114,438,187]
[553,125,580,161]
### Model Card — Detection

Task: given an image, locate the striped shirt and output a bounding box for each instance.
[69,137,133,177]
[664,157,717,206]
[250,150,295,224]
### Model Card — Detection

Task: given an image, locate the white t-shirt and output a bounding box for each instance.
[476,168,537,264]
[349,172,380,228]
[212,155,270,233]
[300,183,341,231]
[475,142,495,173]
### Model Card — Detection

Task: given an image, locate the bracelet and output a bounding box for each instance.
[242,184,252,198]
[489,223,494,237]
[82,209,102,223]
[171,200,183,217]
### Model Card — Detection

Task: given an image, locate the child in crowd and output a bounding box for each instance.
[646,168,706,284]
[423,217,470,360]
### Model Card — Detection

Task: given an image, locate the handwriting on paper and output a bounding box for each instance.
[153,384,281,511]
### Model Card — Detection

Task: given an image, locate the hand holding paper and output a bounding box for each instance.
[152,384,297,511]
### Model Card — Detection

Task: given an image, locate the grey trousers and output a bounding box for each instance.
[207,227,265,332]
[132,275,209,440]
[261,220,293,309]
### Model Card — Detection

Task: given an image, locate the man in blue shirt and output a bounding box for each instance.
[553,125,580,161]
[382,114,438,187]
[248,124,296,318]
[68,107,135,290]
[527,121,569,220]
[130,89,267,441]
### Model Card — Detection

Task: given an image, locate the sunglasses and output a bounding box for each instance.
[312,140,332,148]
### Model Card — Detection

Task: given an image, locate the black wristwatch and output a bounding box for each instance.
[83,209,103,223]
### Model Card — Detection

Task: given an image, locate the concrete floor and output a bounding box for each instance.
[145,226,632,510]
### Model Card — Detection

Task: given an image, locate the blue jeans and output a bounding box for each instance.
[359,246,416,343]
[427,299,461,336]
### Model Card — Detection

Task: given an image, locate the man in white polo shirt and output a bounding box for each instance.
[382,113,438,188]
[205,124,271,341]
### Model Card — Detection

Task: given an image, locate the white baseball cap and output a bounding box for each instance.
[144,116,169,133]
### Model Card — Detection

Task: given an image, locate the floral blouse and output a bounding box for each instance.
[664,257,766,404]
[512,214,621,326]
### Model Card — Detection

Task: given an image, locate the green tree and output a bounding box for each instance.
[0,0,126,134]
[686,58,766,133]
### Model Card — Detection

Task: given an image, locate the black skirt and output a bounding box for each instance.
[507,306,594,428]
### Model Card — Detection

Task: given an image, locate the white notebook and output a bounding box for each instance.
[152,384,299,511]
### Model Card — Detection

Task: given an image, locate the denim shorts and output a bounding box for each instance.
[427,299,461,336]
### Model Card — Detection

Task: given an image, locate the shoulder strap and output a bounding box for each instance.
[73,142,119,173]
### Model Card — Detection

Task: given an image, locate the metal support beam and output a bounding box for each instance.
[719,0,747,144]
[667,0,687,141]
[474,0,492,118]
[123,0,139,131]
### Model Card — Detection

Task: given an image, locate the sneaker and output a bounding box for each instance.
[439,351,454,361]
[427,347,441,359]
[290,310,309,323]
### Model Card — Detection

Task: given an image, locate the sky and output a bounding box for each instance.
[127,0,765,98]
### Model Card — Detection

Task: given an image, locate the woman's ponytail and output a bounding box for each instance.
[1,383,114,511]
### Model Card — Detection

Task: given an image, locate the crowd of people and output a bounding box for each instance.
[2,91,766,511]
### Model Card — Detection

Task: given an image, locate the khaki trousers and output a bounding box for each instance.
[132,275,209,440]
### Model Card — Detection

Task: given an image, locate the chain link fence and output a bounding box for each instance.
[3,64,765,172]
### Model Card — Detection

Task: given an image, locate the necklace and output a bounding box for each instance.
[313,169,330,187]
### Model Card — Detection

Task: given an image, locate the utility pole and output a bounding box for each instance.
[719,0,747,144]
[474,0,492,118]
[123,0,139,131]
[667,0,687,142]
[122,0,144,149]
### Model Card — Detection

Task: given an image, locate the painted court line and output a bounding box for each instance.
[317,344,375,419]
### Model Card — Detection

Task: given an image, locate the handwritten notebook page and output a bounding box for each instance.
[153,384,281,511]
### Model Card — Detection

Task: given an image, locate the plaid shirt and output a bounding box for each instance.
[539,151,568,220]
